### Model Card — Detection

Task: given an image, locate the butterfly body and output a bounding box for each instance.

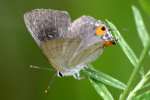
[24,9,116,78]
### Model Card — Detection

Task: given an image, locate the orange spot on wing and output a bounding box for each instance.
[104,41,113,47]
[96,26,106,36]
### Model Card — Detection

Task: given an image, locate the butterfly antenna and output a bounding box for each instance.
[44,73,57,94]
[29,65,54,72]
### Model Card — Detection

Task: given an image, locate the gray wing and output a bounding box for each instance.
[66,16,104,66]
[41,38,81,71]
[70,16,97,38]
[68,42,104,67]
[70,16,102,51]
[24,9,71,46]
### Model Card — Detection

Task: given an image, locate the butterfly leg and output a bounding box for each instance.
[44,73,57,94]
[29,65,53,71]
[73,72,80,79]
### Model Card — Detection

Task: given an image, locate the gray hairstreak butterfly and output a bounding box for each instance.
[24,9,117,79]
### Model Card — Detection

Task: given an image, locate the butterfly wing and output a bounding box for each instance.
[68,42,103,67]
[68,16,104,66]
[41,38,81,71]
[24,9,71,46]
[24,9,78,71]
[24,10,104,75]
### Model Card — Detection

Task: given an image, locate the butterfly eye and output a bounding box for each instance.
[95,26,106,36]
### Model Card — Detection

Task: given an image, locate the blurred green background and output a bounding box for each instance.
[0,0,150,100]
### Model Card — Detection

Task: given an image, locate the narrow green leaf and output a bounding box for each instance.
[83,66,126,90]
[143,82,150,89]
[127,70,150,99]
[136,82,150,95]
[139,0,150,16]
[133,90,150,100]
[132,5,150,48]
[106,20,139,67]
[90,78,114,100]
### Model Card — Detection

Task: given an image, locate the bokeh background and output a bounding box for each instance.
[0,0,150,100]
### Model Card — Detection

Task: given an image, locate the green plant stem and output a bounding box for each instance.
[127,70,150,99]
[120,42,150,100]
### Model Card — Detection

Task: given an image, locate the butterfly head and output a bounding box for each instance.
[95,20,117,47]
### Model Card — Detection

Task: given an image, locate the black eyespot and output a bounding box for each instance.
[101,26,106,31]
[37,28,59,41]
[58,72,63,77]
